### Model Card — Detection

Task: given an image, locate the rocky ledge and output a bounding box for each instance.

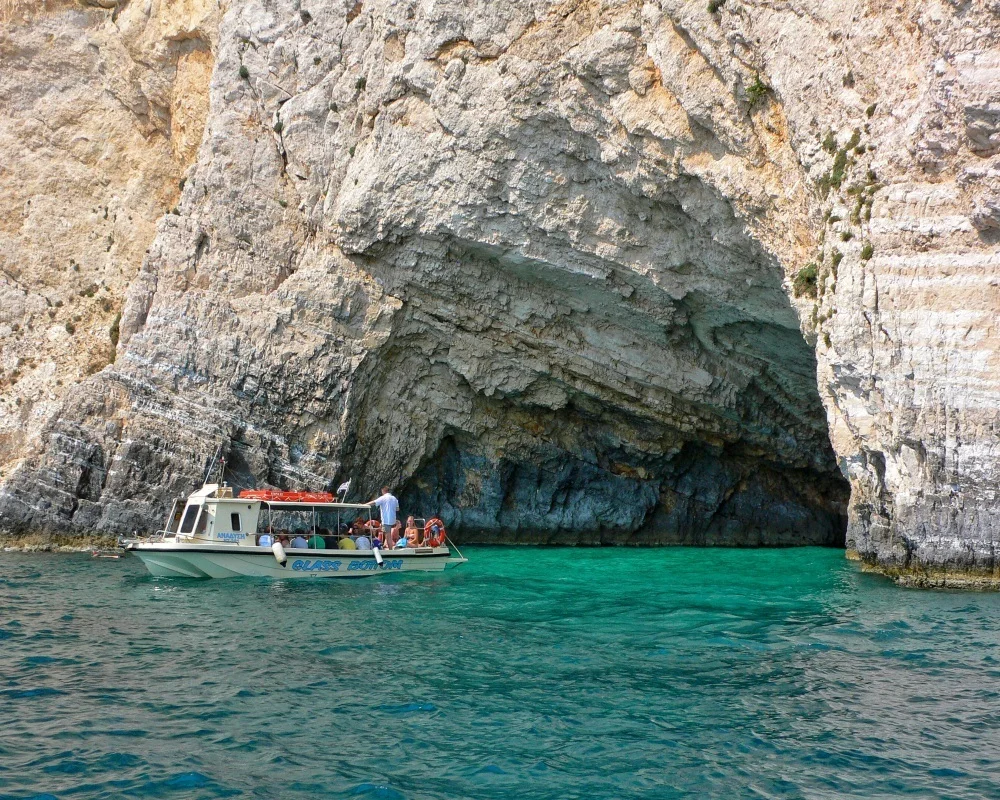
[0,533,119,553]
[2,1,1000,582]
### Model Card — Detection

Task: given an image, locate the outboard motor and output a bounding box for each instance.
[271,541,287,567]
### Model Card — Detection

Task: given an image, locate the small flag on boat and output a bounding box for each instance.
[336,479,351,498]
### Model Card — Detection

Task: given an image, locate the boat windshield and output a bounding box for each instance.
[178,504,201,534]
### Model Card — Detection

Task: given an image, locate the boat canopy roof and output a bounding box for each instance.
[186,486,372,511]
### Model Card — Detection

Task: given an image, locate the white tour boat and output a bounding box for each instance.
[121,484,467,579]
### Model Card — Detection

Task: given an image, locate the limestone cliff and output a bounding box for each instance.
[0,0,217,489]
[2,0,999,581]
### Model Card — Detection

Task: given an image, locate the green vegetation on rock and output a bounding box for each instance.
[793,263,818,298]
[746,74,770,107]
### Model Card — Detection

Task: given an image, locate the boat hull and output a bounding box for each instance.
[127,543,458,579]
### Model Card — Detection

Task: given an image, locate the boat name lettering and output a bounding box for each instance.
[291,559,342,572]
[218,532,247,542]
[349,559,403,571]
[288,558,405,572]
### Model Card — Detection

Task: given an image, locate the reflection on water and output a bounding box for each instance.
[1,547,999,799]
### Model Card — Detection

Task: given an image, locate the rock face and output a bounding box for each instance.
[0,0,217,491]
[2,0,999,575]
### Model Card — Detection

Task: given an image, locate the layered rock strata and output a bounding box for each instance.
[2,0,999,578]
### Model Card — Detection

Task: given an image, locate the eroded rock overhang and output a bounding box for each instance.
[345,215,848,545]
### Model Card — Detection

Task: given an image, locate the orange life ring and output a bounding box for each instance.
[424,517,446,547]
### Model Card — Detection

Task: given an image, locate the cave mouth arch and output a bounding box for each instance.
[322,74,851,547]
[349,232,850,547]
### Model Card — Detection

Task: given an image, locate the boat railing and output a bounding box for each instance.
[121,529,181,545]
[254,532,450,551]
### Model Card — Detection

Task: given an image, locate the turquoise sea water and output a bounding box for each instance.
[2,548,1000,800]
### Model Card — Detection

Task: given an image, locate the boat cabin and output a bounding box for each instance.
[160,484,376,545]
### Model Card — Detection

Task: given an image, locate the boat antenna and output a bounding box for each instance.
[203,443,223,486]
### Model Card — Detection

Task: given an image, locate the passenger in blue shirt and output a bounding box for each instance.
[290,534,308,549]
[259,533,274,546]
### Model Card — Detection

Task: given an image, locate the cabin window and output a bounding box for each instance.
[179,504,200,534]
[231,513,241,531]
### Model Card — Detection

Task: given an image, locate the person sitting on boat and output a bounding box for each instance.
[404,516,421,546]
[321,528,340,548]
[355,532,372,551]
[390,520,403,546]
[394,527,409,549]
[371,530,384,549]
[291,533,308,549]
[368,486,399,532]
[258,532,274,547]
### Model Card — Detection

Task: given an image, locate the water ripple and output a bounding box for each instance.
[1,548,999,799]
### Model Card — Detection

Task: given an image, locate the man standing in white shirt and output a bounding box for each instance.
[369,486,399,532]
